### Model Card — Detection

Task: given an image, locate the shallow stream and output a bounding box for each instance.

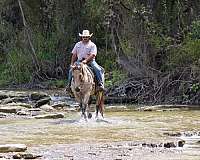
[1,105,200,159]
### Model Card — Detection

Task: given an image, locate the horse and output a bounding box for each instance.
[70,62,104,120]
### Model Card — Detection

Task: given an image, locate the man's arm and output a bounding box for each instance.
[82,54,95,64]
[71,53,77,66]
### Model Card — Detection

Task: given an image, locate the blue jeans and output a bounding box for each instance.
[68,60,104,86]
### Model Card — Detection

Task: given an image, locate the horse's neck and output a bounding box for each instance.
[82,65,94,83]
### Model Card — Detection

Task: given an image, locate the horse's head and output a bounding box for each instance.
[71,63,85,92]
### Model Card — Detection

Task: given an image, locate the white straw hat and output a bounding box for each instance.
[79,30,93,37]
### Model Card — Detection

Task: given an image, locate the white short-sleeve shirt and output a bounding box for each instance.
[72,40,97,60]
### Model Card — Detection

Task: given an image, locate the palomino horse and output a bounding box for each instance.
[70,62,104,120]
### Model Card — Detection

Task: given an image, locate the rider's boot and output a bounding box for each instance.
[98,82,106,92]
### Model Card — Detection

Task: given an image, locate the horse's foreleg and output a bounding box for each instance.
[95,104,99,118]
[81,103,87,120]
[96,91,104,118]
[80,103,86,119]
[99,91,104,118]
[83,94,92,119]
[87,96,92,118]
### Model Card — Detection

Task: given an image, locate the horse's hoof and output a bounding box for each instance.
[88,113,92,119]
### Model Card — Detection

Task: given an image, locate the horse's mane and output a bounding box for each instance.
[81,63,94,84]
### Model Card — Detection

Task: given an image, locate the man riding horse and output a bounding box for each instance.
[66,30,105,93]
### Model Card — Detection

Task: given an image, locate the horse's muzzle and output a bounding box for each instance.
[75,87,80,92]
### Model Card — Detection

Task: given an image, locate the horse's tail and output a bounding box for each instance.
[96,90,104,117]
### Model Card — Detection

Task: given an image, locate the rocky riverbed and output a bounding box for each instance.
[0,89,200,159]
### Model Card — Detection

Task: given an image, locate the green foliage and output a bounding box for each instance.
[183,39,200,62]
[190,83,200,93]
[120,39,137,57]
[1,0,200,88]
[105,70,127,87]
[189,20,200,40]
[0,48,32,85]
[166,20,200,69]
[146,22,173,50]
[166,39,200,70]
[0,64,11,86]
[34,32,57,61]
[96,49,118,71]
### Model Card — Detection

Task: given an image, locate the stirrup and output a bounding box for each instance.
[97,83,105,92]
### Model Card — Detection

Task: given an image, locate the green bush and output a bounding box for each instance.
[96,49,118,71]
[0,49,32,85]
[105,69,127,87]
[34,32,58,61]
[165,20,200,69]
[189,20,200,40]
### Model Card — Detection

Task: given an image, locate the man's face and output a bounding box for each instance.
[82,36,90,43]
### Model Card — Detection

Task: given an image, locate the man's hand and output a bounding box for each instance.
[70,64,75,68]
[82,59,87,64]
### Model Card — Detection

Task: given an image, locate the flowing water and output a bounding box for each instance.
[0,94,200,159]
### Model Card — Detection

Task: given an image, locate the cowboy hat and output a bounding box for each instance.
[79,30,93,37]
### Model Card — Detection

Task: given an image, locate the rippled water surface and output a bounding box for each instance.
[0,106,200,159]
[0,108,200,143]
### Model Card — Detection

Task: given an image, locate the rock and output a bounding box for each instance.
[16,110,29,116]
[27,108,45,116]
[29,92,49,101]
[64,107,77,112]
[34,113,64,119]
[138,104,198,111]
[7,102,32,109]
[0,144,27,153]
[0,90,27,97]
[13,153,42,159]
[51,102,70,109]
[0,155,4,158]
[28,108,42,112]
[69,103,80,108]
[178,140,185,147]
[143,108,153,111]
[1,97,13,104]
[107,105,127,111]
[0,105,25,113]
[35,97,51,107]
[40,104,55,112]
[0,113,6,118]
[164,142,176,148]
[0,93,8,100]
[1,97,27,105]
[163,132,181,137]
